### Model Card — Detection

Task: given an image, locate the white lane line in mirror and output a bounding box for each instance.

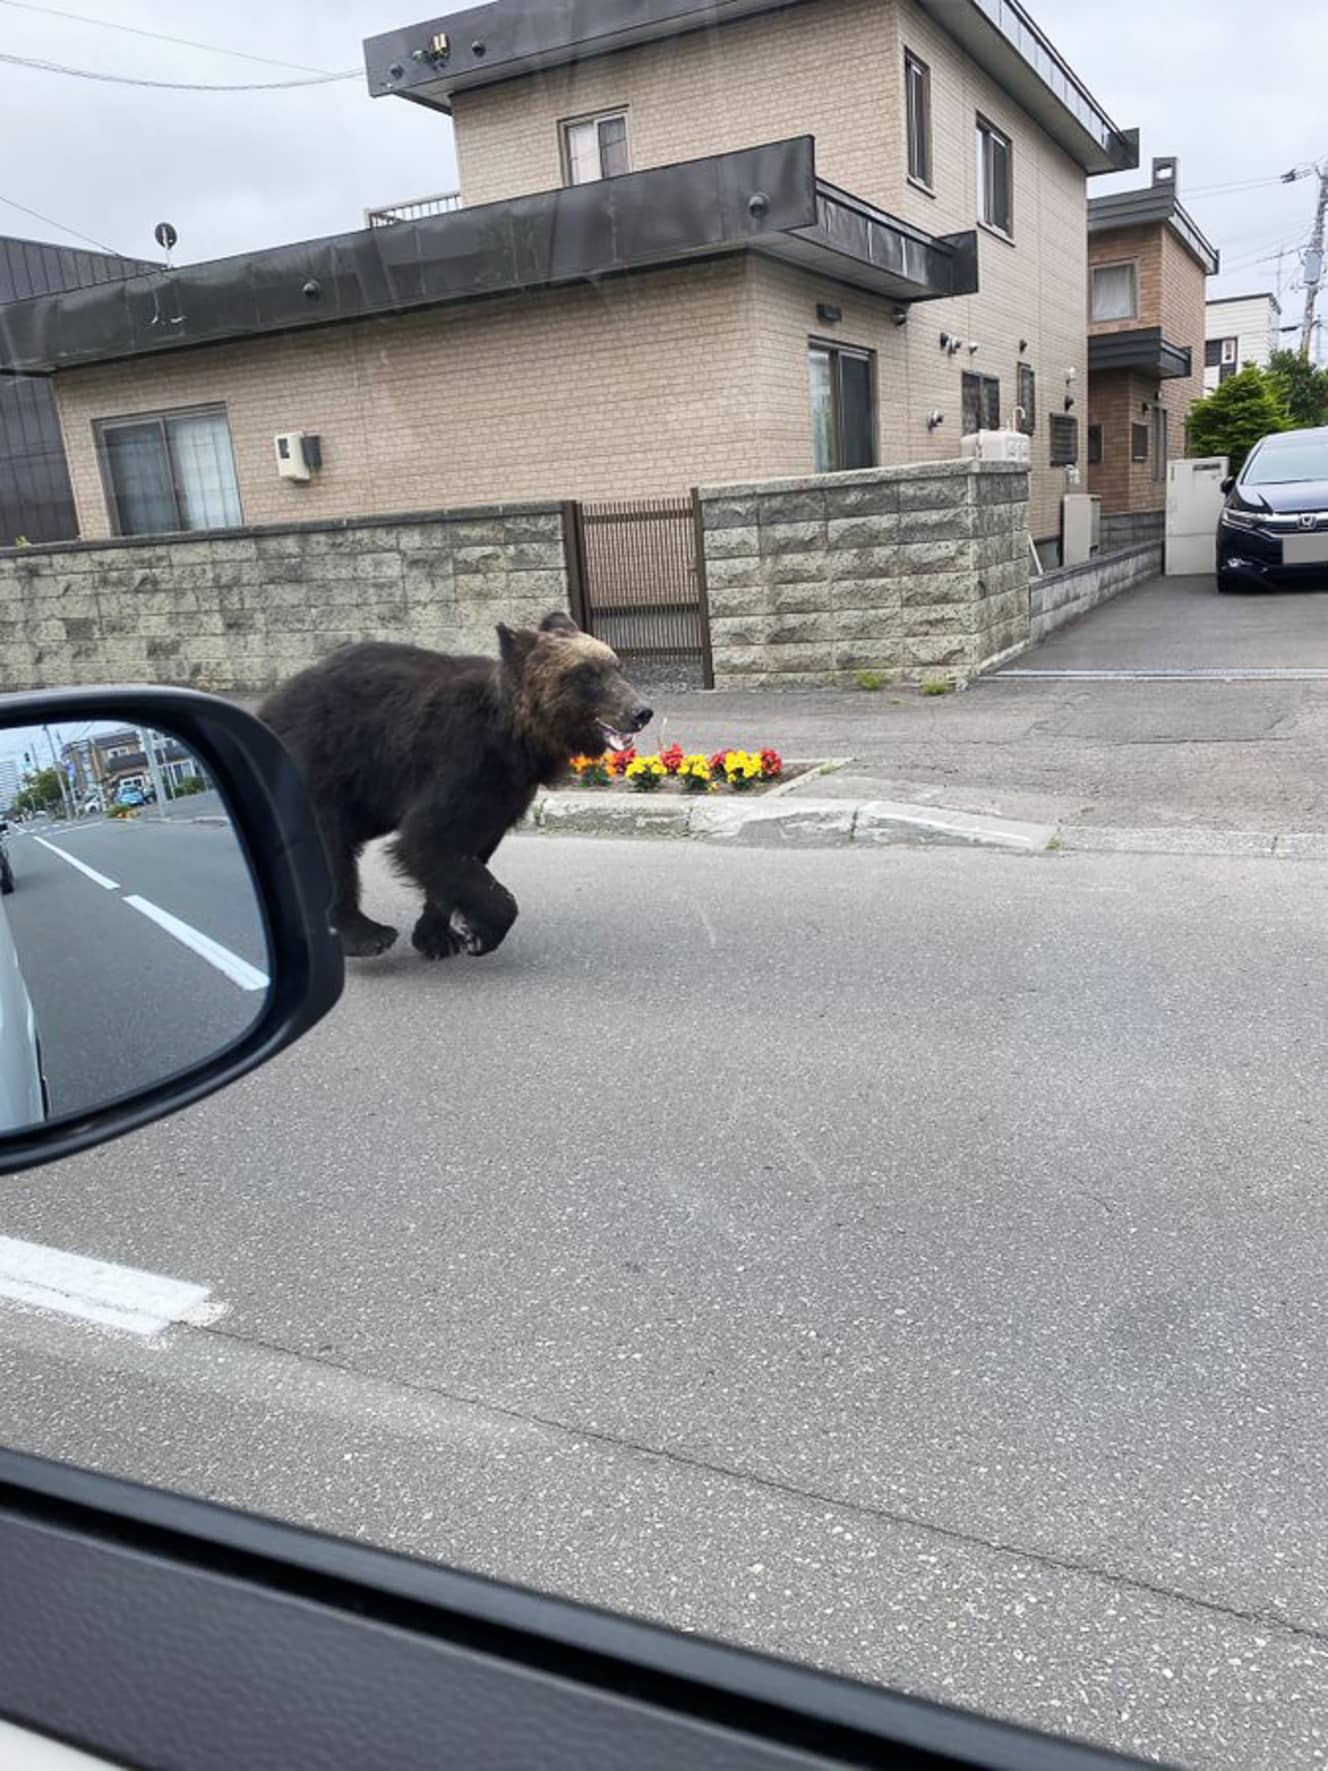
[122,895,269,993]
[32,837,118,891]
[0,1236,211,1337]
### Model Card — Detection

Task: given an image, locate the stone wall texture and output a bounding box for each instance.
[0,505,569,694]
[699,460,1030,688]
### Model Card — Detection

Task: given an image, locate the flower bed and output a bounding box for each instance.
[568,745,789,794]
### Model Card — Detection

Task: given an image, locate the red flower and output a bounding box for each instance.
[660,742,685,776]
[606,746,636,777]
[759,747,783,779]
[709,750,730,774]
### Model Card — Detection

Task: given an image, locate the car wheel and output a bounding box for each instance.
[1,865,13,895]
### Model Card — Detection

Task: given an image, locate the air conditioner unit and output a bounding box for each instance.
[960,428,1031,465]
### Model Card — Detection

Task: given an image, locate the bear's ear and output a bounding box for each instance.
[539,611,580,638]
[496,622,538,677]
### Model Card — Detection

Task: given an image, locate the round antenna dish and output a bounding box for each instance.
[154,221,178,253]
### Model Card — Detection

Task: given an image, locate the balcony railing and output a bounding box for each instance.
[365,192,462,227]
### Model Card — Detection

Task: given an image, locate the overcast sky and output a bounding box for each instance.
[0,0,1321,336]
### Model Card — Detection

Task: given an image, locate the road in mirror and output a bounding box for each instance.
[0,718,270,1132]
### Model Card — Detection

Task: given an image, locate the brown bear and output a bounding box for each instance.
[258,613,652,960]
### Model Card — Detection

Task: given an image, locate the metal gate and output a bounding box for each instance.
[564,492,713,688]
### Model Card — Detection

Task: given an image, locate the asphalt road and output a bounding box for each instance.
[0,834,1326,1769]
[2,816,268,1120]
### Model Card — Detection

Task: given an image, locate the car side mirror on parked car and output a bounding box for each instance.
[0,687,342,1177]
[1220,475,1236,495]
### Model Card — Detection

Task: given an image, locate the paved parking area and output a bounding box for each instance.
[1003,573,1328,675]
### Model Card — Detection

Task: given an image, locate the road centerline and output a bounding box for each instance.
[33,837,118,891]
[122,894,269,992]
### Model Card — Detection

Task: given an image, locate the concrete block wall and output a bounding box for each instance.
[0,505,569,695]
[700,459,1029,688]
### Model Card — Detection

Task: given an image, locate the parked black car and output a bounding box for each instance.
[0,819,12,895]
[1217,425,1328,593]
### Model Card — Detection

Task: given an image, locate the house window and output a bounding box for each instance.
[1131,423,1149,462]
[961,371,1000,434]
[1087,423,1103,465]
[562,111,630,185]
[96,407,242,537]
[1152,405,1169,483]
[809,343,876,473]
[1016,362,1035,435]
[905,52,932,188]
[976,116,1013,236]
[1049,413,1078,467]
[1204,336,1238,382]
[1090,261,1138,322]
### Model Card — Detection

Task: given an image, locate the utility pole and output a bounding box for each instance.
[136,726,170,816]
[1299,160,1328,358]
[42,725,74,824]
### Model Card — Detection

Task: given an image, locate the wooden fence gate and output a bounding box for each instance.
[563,492,713,689]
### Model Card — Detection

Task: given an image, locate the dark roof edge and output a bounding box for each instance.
[1088,186,1219,274]
[1207,290,1280,309]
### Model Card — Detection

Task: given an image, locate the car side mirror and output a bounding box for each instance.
[0,688,342,1176]
[1220,475,1235,495]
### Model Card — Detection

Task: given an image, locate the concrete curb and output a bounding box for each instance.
[526,791,1056,852]
[524,796,1328,860]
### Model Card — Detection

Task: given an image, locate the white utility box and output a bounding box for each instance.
[275,431,313,482]
[960,429,1031,465]
[1062,493,1101,567]
[1165,457,1228,576]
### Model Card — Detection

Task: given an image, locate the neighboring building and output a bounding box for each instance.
[1086,156,1218,522]
[0,755,20,814]
[63,727,195,802]
[0,0,1137,554]
[0,236,155,547]
[1204,291,1281,390]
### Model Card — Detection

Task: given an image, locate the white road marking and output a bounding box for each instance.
[33,836,118,890]
[123,894,269,992]
[0,1235,212,1337]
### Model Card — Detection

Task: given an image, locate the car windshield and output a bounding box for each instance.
[2,4,1328,1769]
[1242,438,1328,484]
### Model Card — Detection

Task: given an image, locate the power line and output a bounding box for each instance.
[0,189,127,257]
[0,0,338,74]
[0,49,357,90]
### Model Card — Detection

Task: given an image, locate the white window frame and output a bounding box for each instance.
[1090,260,1139,323]
[560,109,631,186]
[976,115,1013,238]
[904,51,932,190]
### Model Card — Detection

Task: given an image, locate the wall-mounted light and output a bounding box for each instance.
[927,410,945,430]
[1018,338,1029,353]
[816,302,842,325]
[892,307,908,327]
[940,331,953,351]
[1063,395,1076,411]
[967,340,980,354]
[1065,367,1078,384]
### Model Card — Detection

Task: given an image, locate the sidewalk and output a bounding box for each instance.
[638,675,1328,834]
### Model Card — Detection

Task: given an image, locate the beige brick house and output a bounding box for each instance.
[1086,157,1218,523]
[2,0,1136,557]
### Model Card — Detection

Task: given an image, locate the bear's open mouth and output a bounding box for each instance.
[598,722,634,753]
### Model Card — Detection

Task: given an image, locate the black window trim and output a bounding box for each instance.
[976,113,1013,239]
[809,337,878,474]
[1049,412,1079,468]
[1087,422,1103,465]
[559,106,631,186]
[1016,361,1036,436]
[904,49,933,191]
[961,369,1001,435]
[93,402,241,540]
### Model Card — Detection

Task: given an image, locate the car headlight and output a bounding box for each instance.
[1220,507,1257,528]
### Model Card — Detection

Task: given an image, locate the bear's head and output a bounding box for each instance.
[498,612,654,759]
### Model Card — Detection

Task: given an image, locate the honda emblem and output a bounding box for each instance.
[1299,512,1318,530]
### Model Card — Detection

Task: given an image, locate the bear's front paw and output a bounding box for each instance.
[339,916,398,958]
[411,910,463,961]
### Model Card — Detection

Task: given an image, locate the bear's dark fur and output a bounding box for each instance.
[258,613,651,961]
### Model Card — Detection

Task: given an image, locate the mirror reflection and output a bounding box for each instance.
[0,719,270,1132]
